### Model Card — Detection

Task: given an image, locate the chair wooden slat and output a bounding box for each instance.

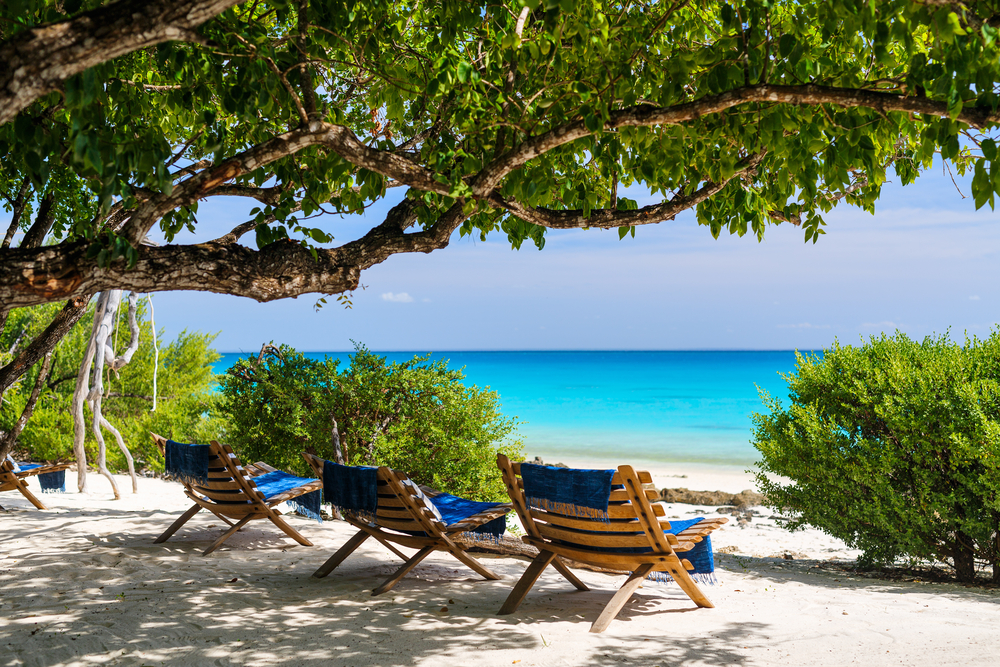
[496,453,728,633]
[535,523,660,549]
[303,451,512,595]
[0,459,72,510]
[150,432,319,555]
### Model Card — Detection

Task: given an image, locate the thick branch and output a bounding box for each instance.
[21,192,55,249]
[473,83,1000,194]
[0,0,241,125]
[489,154,764,229]
[2,198,466,306]
[0,296,90,393]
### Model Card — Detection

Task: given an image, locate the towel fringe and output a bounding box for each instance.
[287,490,323,523]
[642,570,719,586]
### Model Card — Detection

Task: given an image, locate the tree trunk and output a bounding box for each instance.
[953,533,977,583]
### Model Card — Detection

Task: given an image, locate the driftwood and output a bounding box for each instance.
[71,290,141,497]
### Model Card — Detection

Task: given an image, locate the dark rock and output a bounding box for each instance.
[531,456,568,468]
[660,487,765,507]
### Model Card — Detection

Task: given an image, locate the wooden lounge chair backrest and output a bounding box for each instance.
[498,455,687,556]
[151,432,322,555]
[301,452,446,537]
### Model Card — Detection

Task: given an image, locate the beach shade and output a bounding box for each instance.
[306,453,512,595]
[497,454,729,633]
[150,433,324,555]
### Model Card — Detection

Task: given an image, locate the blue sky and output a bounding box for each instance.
[140,160,998,352]
[7,162,998,352]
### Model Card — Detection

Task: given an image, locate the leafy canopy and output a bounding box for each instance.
[2,0,1000,304]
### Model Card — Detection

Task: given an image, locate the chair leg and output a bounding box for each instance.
[372,546,434,596]
[154,504,202,544]
[498,550,556,615]
[16,479,47,510]
[553,557,589,591]
[267,510,313,547]
[664,559,714,608]
[590,563,654,633]
[313,531,370,578]
[446,546,501,581]
[203,515,255,555]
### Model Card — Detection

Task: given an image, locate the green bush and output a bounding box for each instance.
[752,332,1000,582]
[2,300,222,472]
[218,344,523,501]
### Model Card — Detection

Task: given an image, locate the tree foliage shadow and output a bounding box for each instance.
[2,506,772,667]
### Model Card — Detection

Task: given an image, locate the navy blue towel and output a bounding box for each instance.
[521,463,615,520]
[428,493,507,538]
[38,469,65,493]
[164,440,211,485]
[663,517,715,577]
[252,470,322,523]
[323,460,378,522]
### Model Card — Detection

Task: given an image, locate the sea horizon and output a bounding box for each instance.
[212,350,802,471]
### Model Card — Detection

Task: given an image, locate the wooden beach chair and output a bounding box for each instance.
[0,457,72,510]
[150,433,323,555]
[303,452,513,595]
[496,453,728,633]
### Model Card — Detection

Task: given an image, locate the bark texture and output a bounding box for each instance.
[0,0,241,124]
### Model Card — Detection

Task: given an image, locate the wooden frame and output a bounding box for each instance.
[150,433,323,555]
[0,458,72,510]
[496,453,728,633]
[303,452,512,596]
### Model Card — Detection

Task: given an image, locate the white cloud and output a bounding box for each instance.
[969,295,981,301]
[777,323,830,329]
[381,292,414,303]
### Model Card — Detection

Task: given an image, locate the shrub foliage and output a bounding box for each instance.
[218,344,522,502]
[753,332,1000,582]
[1,299,222,472]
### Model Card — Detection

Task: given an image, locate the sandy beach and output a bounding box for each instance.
[2,470,997,667]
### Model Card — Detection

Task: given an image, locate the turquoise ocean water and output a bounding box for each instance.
[212,351,801,468]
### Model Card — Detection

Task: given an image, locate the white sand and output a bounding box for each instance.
[3,470,998,667]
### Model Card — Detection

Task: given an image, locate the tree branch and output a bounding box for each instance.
[119,122,446,246]
[0,352,52,460]
[0,196,467,306]
[473,83,1000,194]
[488,154,764,229]
[1,177,30,249]
[0,0,242,125]
[0,296,91,394]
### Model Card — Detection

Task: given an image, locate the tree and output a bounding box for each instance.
[3,0,1000,459]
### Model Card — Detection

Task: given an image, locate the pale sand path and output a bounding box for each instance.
[2,472,998,667]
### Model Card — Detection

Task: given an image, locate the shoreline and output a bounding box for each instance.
[527,452,761,494]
